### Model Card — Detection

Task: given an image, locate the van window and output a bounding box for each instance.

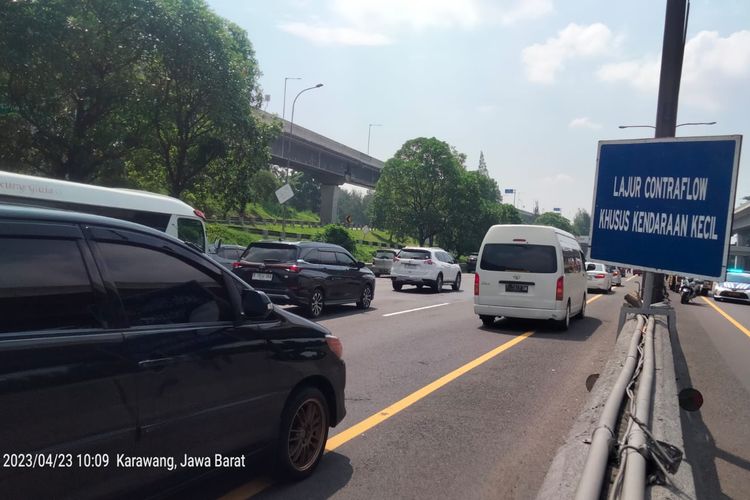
[0,238,103,333]
[563,249,582,274]
[177,217,206,252]
[480,244,557,273]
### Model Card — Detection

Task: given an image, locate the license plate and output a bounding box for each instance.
[505,283,528,293]
[252,273,273,281]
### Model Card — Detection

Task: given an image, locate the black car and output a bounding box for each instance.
[467,252,479,273]
[0,205,346,499]
[232,241,375,318]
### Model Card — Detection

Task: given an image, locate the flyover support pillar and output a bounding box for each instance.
[320,184,341,225]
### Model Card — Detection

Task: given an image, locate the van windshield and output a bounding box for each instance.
[480,244,557,273]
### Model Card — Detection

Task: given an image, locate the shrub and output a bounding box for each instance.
[315,224,356,253]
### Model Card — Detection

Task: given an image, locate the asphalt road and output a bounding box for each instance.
[183,274,638,500]
[670,291,750,500]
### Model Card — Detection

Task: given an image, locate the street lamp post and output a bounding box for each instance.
[367,123,382,155]
[282,83,323,238]
[282,77,301,121]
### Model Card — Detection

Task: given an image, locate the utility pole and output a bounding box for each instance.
[643,0,689,306]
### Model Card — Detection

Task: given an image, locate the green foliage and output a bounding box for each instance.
[0,0,276,207]
[572,208,591,236]
[315,224,356,253]
[206,223,261,247]
[288,172,321,213]
[534,212,574,233]
[338,189,373,226]
[372,137,464,246]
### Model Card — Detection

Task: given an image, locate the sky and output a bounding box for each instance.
[206,0,750,220]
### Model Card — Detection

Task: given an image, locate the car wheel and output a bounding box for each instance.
[480,315,495,327]
[357,284,373,310]
[307,288,324,318]
[275,386,329,481]
[555,303,570,331]
[576,295,586,319]
[392,281,402,291]
[432,274,443,293]
[452,273,462,291]
[374,272,380,278]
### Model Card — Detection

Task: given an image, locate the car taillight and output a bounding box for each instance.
[474,273,480,295]
[556,276,564,301]
[594,273,606,279]
[193,209,206,220]
[286,264,300,273]
[393,256,400,262]
[613,271,619,276]
[232,261,244,269]
[326,335,343,359]
[424,259,433,265]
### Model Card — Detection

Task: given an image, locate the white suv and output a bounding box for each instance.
[390,247,462,293]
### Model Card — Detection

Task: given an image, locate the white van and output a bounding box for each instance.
[0,170,208,252]
[473,225,587,330]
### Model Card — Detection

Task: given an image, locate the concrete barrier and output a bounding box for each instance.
[536,315,696,499]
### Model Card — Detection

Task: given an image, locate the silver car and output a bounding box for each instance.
[372,249,397,277]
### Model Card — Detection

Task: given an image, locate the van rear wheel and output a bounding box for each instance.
[555,303,570,331]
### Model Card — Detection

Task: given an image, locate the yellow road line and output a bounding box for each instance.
[326,329,535,450]
[221,292,608,499]
[587,294,604,305]
[700,296,750,340]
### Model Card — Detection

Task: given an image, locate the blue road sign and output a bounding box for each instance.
[590,135,742,280]
[504,188,515,194]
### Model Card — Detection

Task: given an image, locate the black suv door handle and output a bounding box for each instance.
[138,357,174,371]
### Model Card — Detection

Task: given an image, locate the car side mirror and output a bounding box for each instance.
[357,261,365,269]
[241,289,272,320]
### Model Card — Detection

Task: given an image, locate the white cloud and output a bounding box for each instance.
[569,117,602,129]
[543,173,574,183]
[597,30,750,110]
[522,23,615,84]
[278,22,392,46]
[280,1,554,45]
[476,104,497,114]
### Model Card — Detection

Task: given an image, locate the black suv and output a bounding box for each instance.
[0,205,346,498]
[233,241,375,318]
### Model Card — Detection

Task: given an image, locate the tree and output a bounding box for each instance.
[372,137,464,246]
[315,224,356,253]
[0,0,158,181]
[534,212,574,233]
[289,172,321,214]
[141,0,264,197]
[572,209,591,236]
[477,151,489,176]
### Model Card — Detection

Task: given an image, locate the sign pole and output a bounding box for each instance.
[646,0,689,304]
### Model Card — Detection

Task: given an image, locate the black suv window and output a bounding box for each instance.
[318,250,338,265]
[336,252,357,266]
[0,238,102,333]
[242,244,298,263]
[97,242,233,326]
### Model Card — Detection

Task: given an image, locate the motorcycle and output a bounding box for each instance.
[680,278,701,304]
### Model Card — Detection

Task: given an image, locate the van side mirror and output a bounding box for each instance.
[357,261,365,269]
[241,289,272,320]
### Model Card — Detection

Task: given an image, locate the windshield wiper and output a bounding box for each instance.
[182,241,204,253]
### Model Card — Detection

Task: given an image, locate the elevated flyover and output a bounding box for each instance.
[255,109,384,223]
[730,202,750,269]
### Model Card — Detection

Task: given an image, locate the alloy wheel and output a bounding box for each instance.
[287,398,326,472]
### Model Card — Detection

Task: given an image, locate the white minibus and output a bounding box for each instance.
[0,170,208,252]
[473,225,587,330]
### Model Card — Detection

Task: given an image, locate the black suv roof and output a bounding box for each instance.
[253,240,348,251]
